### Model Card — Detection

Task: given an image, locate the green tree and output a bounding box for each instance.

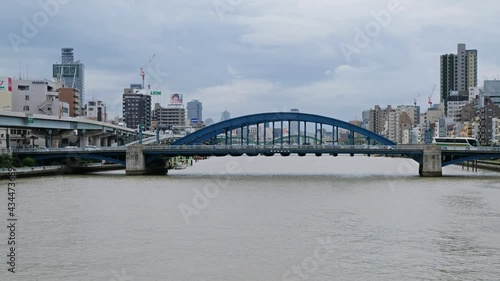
[0,154,13,168]
[12,157,22,168]
[22,157,35,167]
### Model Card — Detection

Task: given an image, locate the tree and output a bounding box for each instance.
[12,157,22,168]
[22,157,35,167]
[0,154,13,168]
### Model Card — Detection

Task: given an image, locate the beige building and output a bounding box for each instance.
[424,105,444,126]
[11,79,69,117]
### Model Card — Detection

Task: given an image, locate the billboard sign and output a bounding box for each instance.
[190,118,198,124]
[150,90,161,96]
[170,93,183,104]
[0,77,12,91]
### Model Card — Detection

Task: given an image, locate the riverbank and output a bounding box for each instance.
[473,160,500,172]
[0,164,125,178]
[0,165,68,178]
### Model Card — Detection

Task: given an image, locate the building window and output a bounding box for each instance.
[25,95,29,101]
[18,85,29,91]
[23,105,29,111]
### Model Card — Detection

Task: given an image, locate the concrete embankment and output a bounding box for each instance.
[0,165,69,178]
[0,164,124,178]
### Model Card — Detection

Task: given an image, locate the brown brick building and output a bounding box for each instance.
[57,87,81,117]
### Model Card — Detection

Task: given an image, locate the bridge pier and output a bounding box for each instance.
[126,145,167,176]
[419,145,442,177]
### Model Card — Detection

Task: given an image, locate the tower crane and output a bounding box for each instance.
[140,54,156,89]
[414,94,421,107]
[428,84,436,108]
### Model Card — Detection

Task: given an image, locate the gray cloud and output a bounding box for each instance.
[1,0,500,121]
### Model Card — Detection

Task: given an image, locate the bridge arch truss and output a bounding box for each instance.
[173,112,395,146]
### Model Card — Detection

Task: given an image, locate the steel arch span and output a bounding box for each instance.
[172,112,396,146]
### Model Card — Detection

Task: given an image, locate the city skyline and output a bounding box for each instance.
[3,1,500,122]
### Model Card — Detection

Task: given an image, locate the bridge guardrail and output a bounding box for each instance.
[142,144,411,151]
[13,147,127,153]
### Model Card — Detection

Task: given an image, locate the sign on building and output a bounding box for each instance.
[0,77,12,91]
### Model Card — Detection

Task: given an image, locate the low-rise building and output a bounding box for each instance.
[11,79,69,117]
[153,103,186,130]
[86,100,107,122]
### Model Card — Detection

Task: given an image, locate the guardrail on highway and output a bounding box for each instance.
[12,147,127,153]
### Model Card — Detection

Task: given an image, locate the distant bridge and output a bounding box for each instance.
[11,112,500,177]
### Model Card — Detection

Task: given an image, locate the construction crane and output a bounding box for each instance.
[428,84,436,108]
[413,94,421,107]
[140,54,156,89]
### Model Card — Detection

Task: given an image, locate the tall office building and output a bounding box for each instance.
[187,100,203,122]
[220,110,231,122]
[440,43,477,114]
[122,87,151,130]
[289,109,300,137]
[53,48,85,104]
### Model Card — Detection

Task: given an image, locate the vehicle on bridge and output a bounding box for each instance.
[433,137,479,149]
[84,145,101,151]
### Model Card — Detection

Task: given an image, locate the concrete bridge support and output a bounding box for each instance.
[419,145,442,177]
[126,145,167,175]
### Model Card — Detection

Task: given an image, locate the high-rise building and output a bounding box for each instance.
[368,105,388,135]
[480,80,500,106]
[53,48,85,103]
[440,43,477,114]
[122,88,151,130]
[478,104,500,145]
[205,118,214,126]
[187,100,203,123]
[289,109,300,137]
[220,110,231,122]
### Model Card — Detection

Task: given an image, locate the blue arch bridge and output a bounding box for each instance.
[14,112,500,177]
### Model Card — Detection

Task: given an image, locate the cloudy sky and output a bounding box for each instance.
[2,0,500,122]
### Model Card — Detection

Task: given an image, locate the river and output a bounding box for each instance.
[1,156,499,280]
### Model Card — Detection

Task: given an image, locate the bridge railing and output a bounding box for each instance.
[142,144,416,151]
[439,146,500,152]
[12,147,127,153]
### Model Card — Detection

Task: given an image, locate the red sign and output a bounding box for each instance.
[0,77,12,91]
